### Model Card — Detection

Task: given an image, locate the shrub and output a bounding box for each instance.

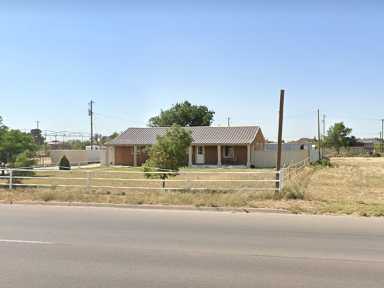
[316,158,331,167]
[14,151,36,168]
[12,151,36,178]
[59,155,71,170]
[282,183,305,200]
[41,191,56,202]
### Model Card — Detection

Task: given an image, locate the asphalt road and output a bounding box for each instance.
[0,205,383,288]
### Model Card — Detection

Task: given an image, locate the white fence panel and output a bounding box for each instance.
[309,148,320,163]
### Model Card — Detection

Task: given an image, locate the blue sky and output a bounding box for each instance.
[1,0,383,141]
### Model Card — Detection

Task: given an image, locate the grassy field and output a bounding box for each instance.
[1,157,384,216]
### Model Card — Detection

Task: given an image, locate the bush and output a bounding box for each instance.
[316,158,331,167]
[59,155,71,170]
[12,151,36,177]
[282,183,305,200]
[13,151,36,168]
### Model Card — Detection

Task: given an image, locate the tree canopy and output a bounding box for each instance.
[94,132,120,145]
[324,122,354,153]
[148,101,215,127]
[144,125,192,174]
[30,128,45,145]
[0,116,37,167]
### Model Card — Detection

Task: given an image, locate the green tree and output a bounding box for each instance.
[12,151,36,177]
[30,128,45,145]
[0,128,38,165]
[149,101,215,127]
[98,132,120,145]
[324,122,353,153]
[59,155,71,170]
[64,139,91,150]
[0,116,7,139]
[0,117,37,176]
[144,125,192,184]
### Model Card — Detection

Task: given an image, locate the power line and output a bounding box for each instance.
[94,112,146,126]
[325,115,382,122]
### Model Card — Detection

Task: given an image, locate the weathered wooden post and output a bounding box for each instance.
[275,90,285,197]
[9,169,13,190]
[86,171,91,193]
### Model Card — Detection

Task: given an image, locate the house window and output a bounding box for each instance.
[197,146,204,155]
[224,146,234,158]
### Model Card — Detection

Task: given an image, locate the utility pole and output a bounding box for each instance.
[88,100,95,150]
[317,109,321,160]
[322,114,326,138]
[227,117,230,127]
[275,89,285,196]
[36,120,40,130]
[322,114,326,157]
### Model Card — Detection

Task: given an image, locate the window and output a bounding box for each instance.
[224,146,234,158]
[197,146,204,155]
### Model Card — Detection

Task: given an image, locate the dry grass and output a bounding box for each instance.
[0,166,277,191]
[284,157,384,216]
[307,157,384,202]
[1,158,384,216]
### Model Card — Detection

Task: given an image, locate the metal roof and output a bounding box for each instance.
[110,126,261,145]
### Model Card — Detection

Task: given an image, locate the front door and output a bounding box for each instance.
[196,146,205,164]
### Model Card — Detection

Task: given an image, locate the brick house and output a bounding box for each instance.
[105,126,265,167]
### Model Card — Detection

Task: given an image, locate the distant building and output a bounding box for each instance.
[47,140,71,150]
[288,138,316,145]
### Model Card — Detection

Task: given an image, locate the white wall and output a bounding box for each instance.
[102,146,114,165]
[50,150,104,165]
[252,148,319,168]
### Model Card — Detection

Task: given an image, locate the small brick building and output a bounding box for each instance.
[106,126,265,167]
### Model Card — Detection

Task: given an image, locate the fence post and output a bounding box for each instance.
[9,169,13,190]
[86,171,91,192]
[279,169,284,192]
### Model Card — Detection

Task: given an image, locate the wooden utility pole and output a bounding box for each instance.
[88,100,95,150]
[275,89,285,195]
[317,109,321,160]
[322,114,326,137]
[322,114,326,157]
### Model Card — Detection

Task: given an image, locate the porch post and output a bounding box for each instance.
[111,146,115,165]
[188,146,193,167]
[133,145,137,167]
[217,145,222,167]
[105,146,109,166]
[247,144,251,167]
